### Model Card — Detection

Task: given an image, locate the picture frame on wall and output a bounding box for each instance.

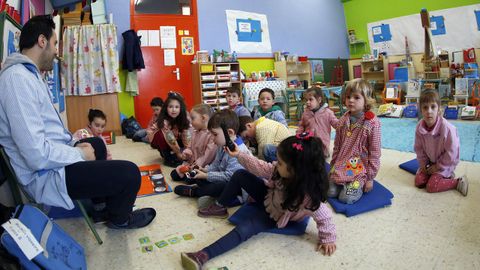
[0,12,22,68]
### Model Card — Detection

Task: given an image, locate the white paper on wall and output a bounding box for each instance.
[137,30,148,47]
[164,49,176,66]
[225,10,272,54]
[148,30,160,46]
[160,26,177,49]
[367,4,480,56]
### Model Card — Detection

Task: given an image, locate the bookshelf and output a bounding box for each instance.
[192,62,241,110]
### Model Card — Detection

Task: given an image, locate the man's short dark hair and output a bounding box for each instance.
[208,109,239,134]
[19,15,56,52]
[150,97,164,107]
[238,116,254,135]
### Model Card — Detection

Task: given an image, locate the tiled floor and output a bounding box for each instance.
[57,136,480,270]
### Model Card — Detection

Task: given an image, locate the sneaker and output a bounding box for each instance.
[181,251,209,270]
[456,176,469,196]
[106,208,156,229]
[174,185,196,197]
[197,203,228,219]
[197,196,216,209]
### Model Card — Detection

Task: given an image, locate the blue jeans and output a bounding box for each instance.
[263,144,277,162]
[132,129,149,143]
[327,180,363,204]
[203,170,276,259]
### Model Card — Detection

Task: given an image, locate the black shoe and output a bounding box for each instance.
[90,209,109,224]
[106,208,156,229]
[174,185,196,197]
[132,136,143,142]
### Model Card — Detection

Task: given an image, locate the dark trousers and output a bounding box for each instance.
[151,131,183,166]
[203,169,276,259]
[171,170,227,198]
[65,158,140,224]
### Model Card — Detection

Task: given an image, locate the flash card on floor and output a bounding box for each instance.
[141,245,154,253]
[139,237,150,244]
[183,233,194,240]
[168,236,181,245]
[155,240,168,248]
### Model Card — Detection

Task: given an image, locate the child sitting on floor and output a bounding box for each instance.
[73,109,112,160]
[173,109,250,203]
[151,92,192,167]
[226,87,250,117]
[133,97,163,143]
[328,79,381,204]
[238,115,291,162]
[414,89,468,196]
[297,87,339,157]
[180,133,336,270]
[170,104,217,182]
[253,88,288,126]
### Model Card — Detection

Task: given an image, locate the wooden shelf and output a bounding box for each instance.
[275,61,312,86]
[363,71,384,74]
[192,62,242,110]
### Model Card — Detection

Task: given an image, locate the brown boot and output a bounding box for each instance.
[197,203,228,219]
[181,250,209,270]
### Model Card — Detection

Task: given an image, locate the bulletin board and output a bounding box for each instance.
[0,12,22,66]
[226,10,272,53]
[367,4,480,56]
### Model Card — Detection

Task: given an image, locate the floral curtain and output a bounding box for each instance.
[62,24,121,96]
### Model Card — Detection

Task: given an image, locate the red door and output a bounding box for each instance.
[130,0,199,127]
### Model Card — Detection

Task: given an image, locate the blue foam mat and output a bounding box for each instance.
[228,203,309,236]
[399,158,419,175]
[327,180,394,217]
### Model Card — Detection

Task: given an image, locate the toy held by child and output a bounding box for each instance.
[297,87,339,157]
[171,104,217,183]
[132,97,163,143]
[180,132,336,269]
[151,92,192,167]
[72,109,112,160]
[226,87,250,117]
[173,109,251,201]
[253,88,288,126]
[414,90,468,196]
[328,79,381,204]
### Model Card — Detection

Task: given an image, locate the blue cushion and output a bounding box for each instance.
[228,203,310,236]
[399,158,419,175]
[327,180,394,217]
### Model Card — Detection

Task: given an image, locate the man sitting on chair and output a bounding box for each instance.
[0,15,156,229]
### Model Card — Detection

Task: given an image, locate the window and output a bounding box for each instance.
[134,0,192,15]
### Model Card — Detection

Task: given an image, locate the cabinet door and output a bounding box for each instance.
[92,93,121,135]
[66,96,93,134]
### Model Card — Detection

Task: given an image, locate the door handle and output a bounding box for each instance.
[173,68,180,80]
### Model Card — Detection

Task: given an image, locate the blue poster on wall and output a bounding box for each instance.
[45,61,63,112]
[475,10,480,31]
[430,15,446,35]
[236,19,262,42]
[372,24,392,43]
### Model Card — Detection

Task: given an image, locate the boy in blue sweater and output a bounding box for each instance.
[174,109,251,202]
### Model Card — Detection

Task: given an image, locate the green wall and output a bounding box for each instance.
[117,69,135,118]
[238,58,275,76]
[343,0,480,58]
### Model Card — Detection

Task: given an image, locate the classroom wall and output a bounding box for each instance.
[104,0,351,117]
[343,0,480,58]
[197,0,349,58]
